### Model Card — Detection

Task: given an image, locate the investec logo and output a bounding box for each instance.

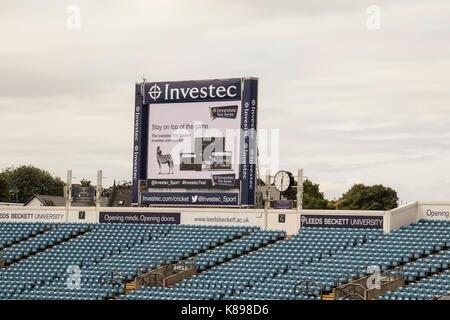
[148,83,238,102]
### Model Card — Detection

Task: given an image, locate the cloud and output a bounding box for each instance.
[0,0,449,202]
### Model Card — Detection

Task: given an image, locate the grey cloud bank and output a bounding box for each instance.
[0,0,449,203]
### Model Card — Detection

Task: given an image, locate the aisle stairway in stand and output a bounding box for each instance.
[322,292,335,300]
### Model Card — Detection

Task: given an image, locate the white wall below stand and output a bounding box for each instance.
[0,206,66,223]
[389,202,419,230]
[0,201,448,235]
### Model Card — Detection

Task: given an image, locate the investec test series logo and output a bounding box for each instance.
[145,79,241,103]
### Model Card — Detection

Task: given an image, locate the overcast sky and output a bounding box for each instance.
[1,0,449,203]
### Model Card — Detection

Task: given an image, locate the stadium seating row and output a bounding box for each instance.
[0,219,448,300]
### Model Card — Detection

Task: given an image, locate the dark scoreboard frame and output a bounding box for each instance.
[131,77,258,207]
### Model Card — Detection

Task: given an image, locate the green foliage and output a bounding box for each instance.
[282,179,331,209]
[336,184,398,210]
[257,178,265,186]
[0,165,65,203]
[80,179,91,187]
[43,199,55,206]
[0,176,9,202]
[280,178,398,210]
[302,179,329,209]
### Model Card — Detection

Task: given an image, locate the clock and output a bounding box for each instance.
[273,170,294,192]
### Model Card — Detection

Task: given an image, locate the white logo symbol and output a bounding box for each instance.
[192,195,198,203]
[148,84,162,101]
[135,145,139,152]
[66,265,81,289]
[251,99,256,106]
[245,102,249,108]
[136,106,140,112]
[301,216,307,226]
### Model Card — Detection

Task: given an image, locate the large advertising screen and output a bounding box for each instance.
[132,77,258,206]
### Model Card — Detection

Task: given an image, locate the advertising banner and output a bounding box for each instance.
[132,77,258,206]
[141,192,239,206]
[99,211,180,224]
[180,211,263,227]
[419,205,450,221]
[0,210,66,223]
[300,214,384,229]
[131,84,147,204]
[73,186,94,202]
[274,200,293,209]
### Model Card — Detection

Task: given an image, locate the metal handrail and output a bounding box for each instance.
[432,291,450,300]
[99,270,126,285]
[136,264,148,276]
[339,282,367,300]
[293,280,323,298]
[134,257,194,279]
[138,271,165,287]
[334,265,368,288]
[334,264,404,288]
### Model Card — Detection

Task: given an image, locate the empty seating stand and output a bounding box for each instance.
[0,219,448,300]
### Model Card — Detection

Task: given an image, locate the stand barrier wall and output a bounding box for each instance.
[0,202,448,235]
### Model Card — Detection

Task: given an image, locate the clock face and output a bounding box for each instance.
[274,171,293,192]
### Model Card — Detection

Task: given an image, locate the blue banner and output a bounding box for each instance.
[141,192,239,206]
[73,186,94,202]
[132,84,148,204]
[274,200,293,209]
[300,214,384,229]
[240,78,258,206]
[99,211,180,224]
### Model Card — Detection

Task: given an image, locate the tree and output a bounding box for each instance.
[257,178,265,186]
[336,184,398,210]
[0,165,65,203]
[282,179,332,209]
[80,179,91,187]
[0,176,9,202]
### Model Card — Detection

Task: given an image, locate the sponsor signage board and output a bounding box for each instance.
[0,210,66,223]
[141,192,239,206]
[274,200,293,209]
[73,186,95,202]
[99,211,180,224]
[420,205,450,221]
[132,77,258,206]
[180,211,263,227]
[300,214,384,229]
